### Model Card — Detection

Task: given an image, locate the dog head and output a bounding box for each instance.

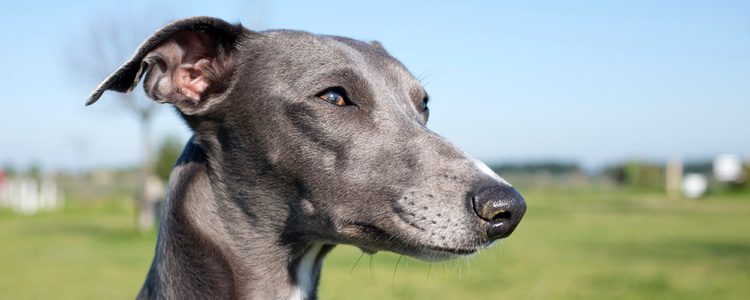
[88,17,525,261]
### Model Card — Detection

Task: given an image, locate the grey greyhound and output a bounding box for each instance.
[87,17,526,300]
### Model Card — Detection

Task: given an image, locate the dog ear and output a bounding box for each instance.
[86,17,245,115]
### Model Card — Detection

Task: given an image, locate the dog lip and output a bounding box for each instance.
[406,243,485,261]
[420,244,478,256]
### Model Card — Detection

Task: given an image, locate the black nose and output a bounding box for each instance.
[471,185,526,240]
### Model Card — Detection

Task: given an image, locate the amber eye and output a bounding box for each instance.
[317,88,349,106]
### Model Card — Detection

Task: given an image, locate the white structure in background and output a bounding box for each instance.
[0,177,64,214]
[665,157,683,199]
[682,173,708,199]
[713,154,744,183]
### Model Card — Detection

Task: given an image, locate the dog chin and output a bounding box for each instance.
[357,246,379,255]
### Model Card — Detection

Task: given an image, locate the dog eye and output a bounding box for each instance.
[421,96,429,111]
[317,88,350,106]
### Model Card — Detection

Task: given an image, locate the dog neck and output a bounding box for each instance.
[138,137,334,300]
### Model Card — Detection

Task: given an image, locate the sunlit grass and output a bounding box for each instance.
[1,189,748,299]
[321,190,750,299]
[0,198,155,299]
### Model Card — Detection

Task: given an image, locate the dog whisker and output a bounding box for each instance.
[424,262,433,287]
[369,254,378,287]
[350,251,365,275]
[416,65,439,84]
[391,254,403,287]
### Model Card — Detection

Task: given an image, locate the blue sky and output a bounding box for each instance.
[1,0,749,171]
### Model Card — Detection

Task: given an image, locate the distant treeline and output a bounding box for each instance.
[487,159,745,191]
[490,160,716,176]
[489,162,581,175]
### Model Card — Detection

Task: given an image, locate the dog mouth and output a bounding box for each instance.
[342,222,485,261]
[421,245,477,255]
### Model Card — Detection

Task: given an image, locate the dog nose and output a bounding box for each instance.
[471,185,526,240]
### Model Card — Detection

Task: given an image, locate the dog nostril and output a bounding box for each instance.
[471,195,514,223]
[490,210,511,222]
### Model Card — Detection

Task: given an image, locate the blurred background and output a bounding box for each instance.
[1,0,749,299]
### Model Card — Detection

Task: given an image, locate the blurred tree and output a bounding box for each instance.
[155,136,184,182]
[683,160,713,174]
[2,163,17,177]
[604,161,664,191]
[27,162,42,180]
[67,10,175,231]
[741,163,750,190]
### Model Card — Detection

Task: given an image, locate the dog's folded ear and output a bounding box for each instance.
[86,16,245,115]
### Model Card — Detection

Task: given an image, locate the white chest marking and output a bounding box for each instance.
[289,243,323,300]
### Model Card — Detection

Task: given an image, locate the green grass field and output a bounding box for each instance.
[1,189,749,299]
